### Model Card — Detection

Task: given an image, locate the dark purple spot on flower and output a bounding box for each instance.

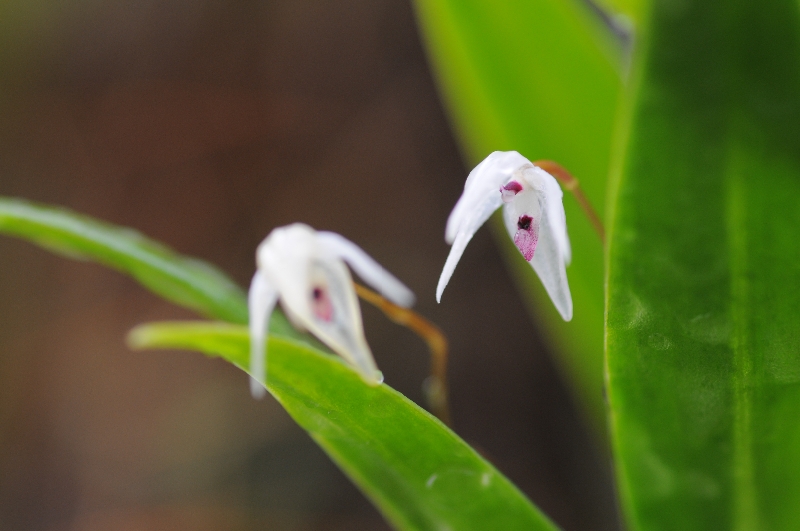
[311,285,333,322]
[514,216,538,261]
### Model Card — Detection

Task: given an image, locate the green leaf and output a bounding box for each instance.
[606,1,800,529]
[0,197,304,338]
[0,196,314,343]
[129,321,560,531]
[412,0,621,432]
[591,0,648,26]
[0,197,251,324]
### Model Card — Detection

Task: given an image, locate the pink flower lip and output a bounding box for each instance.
[311,286,334,322]
[513,215,538,261]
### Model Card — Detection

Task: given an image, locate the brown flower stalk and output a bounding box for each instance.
[354,282,451,427]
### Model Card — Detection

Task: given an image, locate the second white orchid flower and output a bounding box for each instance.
[248,223,415,398]
[437,151,573,321]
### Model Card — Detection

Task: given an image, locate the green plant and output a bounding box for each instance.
[0,198,557,531]
[414,0,800,529]
[3,0,800,529]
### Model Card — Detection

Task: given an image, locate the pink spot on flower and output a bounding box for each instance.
[500,180,523,203]
[311,286,333,322]
[514,215,538,261]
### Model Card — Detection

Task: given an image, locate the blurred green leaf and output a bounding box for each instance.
[129,321,560,531]
[0,197,250,323]
[591,0,647,26]
[606,1,800,529]
[0,197,302,336]
[412,0,621,432]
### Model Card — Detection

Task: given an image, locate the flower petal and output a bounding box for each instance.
[248,270,279,398]
[445,151,531,244]
[436,228,475,302]
[438,152,531,302]
[535,166,571,265]
[502,169,573,321]
[317,231,415,307]
[531,216,573,321]
[283,257,382,385]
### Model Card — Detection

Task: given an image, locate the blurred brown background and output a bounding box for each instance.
[0,1,618,529]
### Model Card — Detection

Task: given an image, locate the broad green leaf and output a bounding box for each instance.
[129,321,560,531]
[412,0,620,432]
[606,1,800,529]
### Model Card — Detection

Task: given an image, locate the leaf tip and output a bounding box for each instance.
[125,324,156,351]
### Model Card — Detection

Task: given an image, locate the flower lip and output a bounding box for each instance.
[513,215,538,261]
[310,285,333,322]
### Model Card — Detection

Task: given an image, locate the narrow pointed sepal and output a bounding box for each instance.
[436,230,472,303]
[248,270,279,398]
[317,231,415,308]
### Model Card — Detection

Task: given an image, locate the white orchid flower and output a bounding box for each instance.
[248,223,415,398]
[437,151,573,321]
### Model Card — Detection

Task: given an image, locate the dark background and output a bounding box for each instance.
[0,1,618,529]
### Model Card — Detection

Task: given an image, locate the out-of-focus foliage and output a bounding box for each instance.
[0,197,558,531]
[606,0,800,529]
[412,0,621,432]
[592,0,647,25]
[0,197,251,324]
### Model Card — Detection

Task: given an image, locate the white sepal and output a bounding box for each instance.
[318,231,415,307]
[535,166,571,266]
[502,196,572,321]
[248,270,279,398]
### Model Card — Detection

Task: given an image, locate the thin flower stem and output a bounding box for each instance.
[354,282,452,427]
[534,160,606,244]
